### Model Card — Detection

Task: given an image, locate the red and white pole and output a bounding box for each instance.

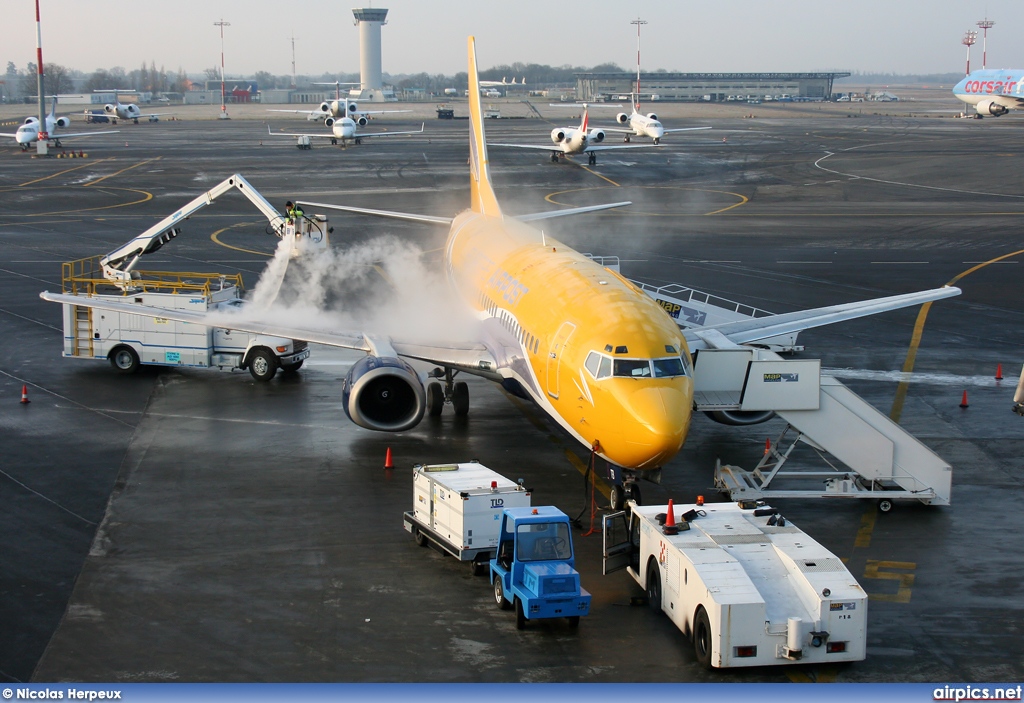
[631,17,646,111]
[35,0,47,145]
[214,19,230,118]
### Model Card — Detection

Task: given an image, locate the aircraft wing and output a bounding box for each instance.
[355,110,413,116]
[0,132,18,138]
[663,127,713,133]
[488,143,563,151]
[51,130,120,139]
[267,125,337,139]
[356,123,425,138]
[267,109,321,118]
[38,291,499,375]
[583,143,663,153]
[681,286,961,350]
[990,95,1024,110]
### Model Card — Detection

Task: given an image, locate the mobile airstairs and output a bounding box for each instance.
[587,255,952,510]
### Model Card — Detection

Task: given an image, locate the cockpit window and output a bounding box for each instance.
[653,357,686,378]
[597,355,612,379]
[614,359,652,378]
[585,351,601,377]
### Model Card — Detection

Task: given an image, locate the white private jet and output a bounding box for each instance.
[604,96,711,144]
[480,77,525,87]
[1,97,119,151]
[269,96,410,122]
[95,93,173,123]
[489,104,660,165]
[268,118,424,147]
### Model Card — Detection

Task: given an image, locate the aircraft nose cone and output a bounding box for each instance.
[618,383,692,468]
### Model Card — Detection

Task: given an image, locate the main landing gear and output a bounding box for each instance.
[550,151,560,163]
[623,135,631,143]
[426,367,469,418]
[587,152,597,166]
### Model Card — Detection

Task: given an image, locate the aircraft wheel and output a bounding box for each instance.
[588,153,596,165]
[610,485,625,511]
[452,381,469,416]
[426,382,444,416]
[550,152,559,163]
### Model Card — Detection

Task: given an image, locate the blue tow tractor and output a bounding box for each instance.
[490,506,591,629]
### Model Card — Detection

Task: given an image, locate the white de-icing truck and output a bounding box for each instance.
[404,462,531,575]
[43,175,330,381]
[603,501,867,669]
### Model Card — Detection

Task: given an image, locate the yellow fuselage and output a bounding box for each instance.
[446,210,693,470]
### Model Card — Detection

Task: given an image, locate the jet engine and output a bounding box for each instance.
[975,99,1009,117]
[588,128,606,143]
[324,116,336,127]
[318,101,333,114]
[347,102,359,113]
[703,409,775,426]
[646,112,659,121]
[356,116,368,126]
[550,128,567,143]
[342,355,426,432]
[23,116,38,125]
[104,104,117,114]
[54,116,70,128]
[616,112,630,124]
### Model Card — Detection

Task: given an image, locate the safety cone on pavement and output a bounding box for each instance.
[383,447,393,471]
[663,498,678,535]
[959,390,969,408]
[764,437,771,455]
[996,364,1004,381]
[20,385,30,404]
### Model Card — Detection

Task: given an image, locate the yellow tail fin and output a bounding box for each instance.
[467,37,502,218]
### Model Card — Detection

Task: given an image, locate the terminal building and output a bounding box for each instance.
[575,71,851,102]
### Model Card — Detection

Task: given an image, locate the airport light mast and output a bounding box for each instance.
[290,34,297,89]
[977,19,995,70]
[962,30,977,75]
[214,18,230,119]
[34,0,48,155]
[631,17,646,110]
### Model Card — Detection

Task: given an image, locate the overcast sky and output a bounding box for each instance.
[2,0,1022,78]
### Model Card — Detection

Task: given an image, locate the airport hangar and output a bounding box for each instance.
[574,71,850,101]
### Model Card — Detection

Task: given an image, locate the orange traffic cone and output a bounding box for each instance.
[996,364,1004,381]
[764,437,771,455]
[959,390,969,408]
[20,385,30,404]
[663,498,678,535]
[696,495,704,506]
[383,447,393,470]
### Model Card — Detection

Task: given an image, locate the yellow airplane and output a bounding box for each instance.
[41,37,960,505]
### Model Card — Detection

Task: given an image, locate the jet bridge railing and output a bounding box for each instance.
[632,281,775,320]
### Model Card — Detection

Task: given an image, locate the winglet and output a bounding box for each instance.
[467,36,502,218]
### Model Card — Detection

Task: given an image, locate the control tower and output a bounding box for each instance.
[351,7,391,102]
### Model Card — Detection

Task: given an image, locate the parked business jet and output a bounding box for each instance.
[97,94,172,123]
[480,77,525,87]
[42,37,960,502]
[269,97,410,122]
[952,69,1024,116]
[268,119,424,147]
[603,97,711,144]
[489,104,660,164]
[2,97,118,150]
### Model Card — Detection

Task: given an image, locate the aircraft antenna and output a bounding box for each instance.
[631,17,646,111]
[962,30,977,76]
[214,19,231,120]
[977,19,995,70]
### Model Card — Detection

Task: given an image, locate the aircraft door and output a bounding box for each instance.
[546,321,576,399]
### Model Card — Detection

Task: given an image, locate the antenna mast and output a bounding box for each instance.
[214,18,231,119]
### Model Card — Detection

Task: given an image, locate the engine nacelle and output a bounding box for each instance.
[324,116,336,127]
[356,116,368,126]
[588,128,606,143]
[54,116,70,128]
[550,128,567,143]
[318,101,333,114]
[703,409,775,426]
[342,355,426,432]
[976,99,1009,117]
[23,116,38,125]
[104,104,117,114]
[348,102,358,114]
[646,113,659,121]
[616,112,630,124]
